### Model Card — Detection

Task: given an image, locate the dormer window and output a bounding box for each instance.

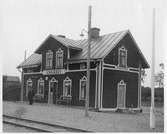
[46,50,53,69]
[56,48,63,69]
[118,46,127,67]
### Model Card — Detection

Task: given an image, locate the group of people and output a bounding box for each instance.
[28,88,35,105]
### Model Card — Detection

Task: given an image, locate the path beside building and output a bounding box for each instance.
[3,101,164,132]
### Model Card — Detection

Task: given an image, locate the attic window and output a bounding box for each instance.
[118,46,127,67]
[46,50,53,69]
[56,48,63,69]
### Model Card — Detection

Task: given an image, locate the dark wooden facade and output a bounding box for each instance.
[19,30,149,111]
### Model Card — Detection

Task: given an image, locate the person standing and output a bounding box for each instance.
[28,88,35,105]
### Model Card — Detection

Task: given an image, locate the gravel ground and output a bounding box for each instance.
[3,101,164,132]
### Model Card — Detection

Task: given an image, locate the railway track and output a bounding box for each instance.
[3,114,89,132]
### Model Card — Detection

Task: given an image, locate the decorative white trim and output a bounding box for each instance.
[67,47,70,59]
[103,63,139,72]
[63,77,72,97]
[98,61,102,109]
[104,67,139,74]
[22,64,40,68]
[99,107,141,111]
[79,76,87,100]
[138,63,142,108]
[100,60,104,109]
[99,108,117,111]
[24,72,42,75]
[103,63,116,68]
[56,48,64,69]
[46,50,53,69]
[67,68,96,72]
[26,78,32,97]
[118,46,127,68]
[129,67,139,71]
[37,77,44,97]
[117,80,126,109]
[95,67,98,109]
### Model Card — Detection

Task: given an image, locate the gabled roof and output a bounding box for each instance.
[35,35,82,53]
[18,30,149,69]
[68,30,128,60]
[17,53,41,68]
[51,35,82,51]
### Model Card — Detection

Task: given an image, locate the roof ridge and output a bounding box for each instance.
[52,29,129,41]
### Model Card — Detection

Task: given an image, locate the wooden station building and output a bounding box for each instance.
[17,28,149,111]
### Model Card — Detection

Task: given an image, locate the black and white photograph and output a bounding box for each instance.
[1,0,165,132]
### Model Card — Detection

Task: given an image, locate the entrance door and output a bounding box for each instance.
[48,78,58,104]
[117,80,126,108]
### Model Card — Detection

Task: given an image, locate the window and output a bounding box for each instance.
[37,78,44,97]
[79,76,87,100]
[118,46,127,67]
[63,77,72,97]
[26,78,32,97]
[46,50,53,69]
[56,48,63,69]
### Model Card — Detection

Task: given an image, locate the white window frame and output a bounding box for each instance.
[63,77,72,97]
[79,76,87,100]
[118,46,127,68]
[117,80,126,108]
[37,78,44,97]
[26,78,32,97]
[46,50,53,69]
[56,48,64,69]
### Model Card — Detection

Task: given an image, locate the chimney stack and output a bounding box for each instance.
[90,27,100,39]
[57,35,66,38]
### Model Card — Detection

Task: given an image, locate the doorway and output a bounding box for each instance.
[48,77,58,104]
[117,80,126,109]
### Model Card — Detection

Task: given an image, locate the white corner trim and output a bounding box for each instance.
[104,67,139,74]
[24,72,42,75]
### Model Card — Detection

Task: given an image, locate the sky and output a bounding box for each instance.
[0,0,167,87]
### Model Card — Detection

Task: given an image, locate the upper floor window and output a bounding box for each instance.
[46,50,53,69]
[63,77,72,97]
[79,76,87,100]
[37,78,44,97]
[26,78,32,97]
[56,48,63,69]
[118,46,127,67]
